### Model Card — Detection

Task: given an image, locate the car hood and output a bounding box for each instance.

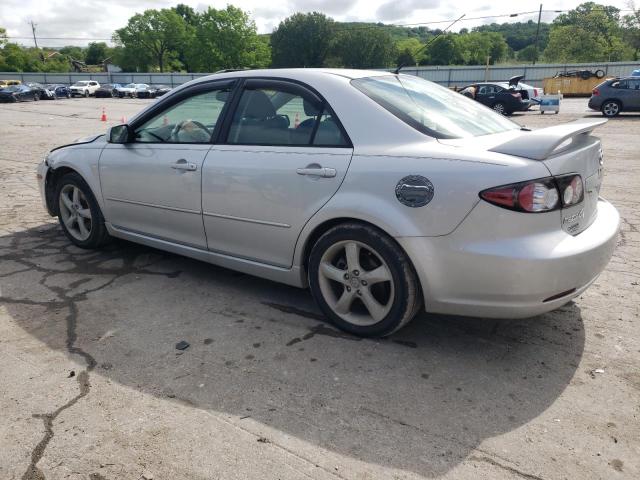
[50,133,106,153]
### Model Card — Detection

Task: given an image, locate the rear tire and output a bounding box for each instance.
[492,102,506,115]
[308,223,422,338]
[601,100,621,117]
[55,172,110,249]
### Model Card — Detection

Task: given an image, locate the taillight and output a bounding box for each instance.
[480,174,583,213]
[556,174,584,207]
[592,88,600,96]
[534,88,539,97]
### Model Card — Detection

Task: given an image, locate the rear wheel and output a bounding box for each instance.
[492,102,506,115]
[601,100,621,117]
[55,172,110,249]
[308,223,422,337]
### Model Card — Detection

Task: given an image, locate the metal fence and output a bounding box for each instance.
[1,61,638,89]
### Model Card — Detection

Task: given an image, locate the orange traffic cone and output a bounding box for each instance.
[100,107,107,122]
[294,112,300,128]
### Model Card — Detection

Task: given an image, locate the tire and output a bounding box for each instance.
[55,172,110,249]
[601,100,621,117]
[67,92,71,99]
[492,102,506,115]
[308,223,422,337]
[580,70,592,80]
[84,90,89,98]
[595,69,605,79]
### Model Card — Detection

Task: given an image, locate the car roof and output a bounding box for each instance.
[191,68,390,85]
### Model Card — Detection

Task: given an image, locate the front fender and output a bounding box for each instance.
[46,144,106,214]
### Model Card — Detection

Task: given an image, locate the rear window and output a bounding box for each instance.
[351,75,518,139]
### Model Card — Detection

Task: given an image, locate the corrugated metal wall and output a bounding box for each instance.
[1,61,638,88]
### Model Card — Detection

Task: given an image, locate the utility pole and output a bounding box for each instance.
[533,4,542,65]
[29,20,44,62]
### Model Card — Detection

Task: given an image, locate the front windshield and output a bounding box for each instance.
[351,75,519,139]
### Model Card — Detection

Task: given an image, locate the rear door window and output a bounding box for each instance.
[226,81,349,147]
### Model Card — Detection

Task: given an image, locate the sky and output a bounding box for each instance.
[0,0,634,48]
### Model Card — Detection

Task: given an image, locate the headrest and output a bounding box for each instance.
[303,98,321,116]
[240,90,276,119]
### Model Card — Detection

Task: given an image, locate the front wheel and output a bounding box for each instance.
[308,223,422,337]
[84,90,89,98]
[34,93,39,101]
[55,172,110,249]
[601,100,621,117]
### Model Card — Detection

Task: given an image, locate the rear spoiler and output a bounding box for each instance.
[489,118,607,160]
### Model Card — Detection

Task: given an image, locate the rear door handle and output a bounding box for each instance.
[296,167,336,178]
[171,159,197,171]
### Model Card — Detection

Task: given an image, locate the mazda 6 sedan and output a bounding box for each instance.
[37,69,620,337]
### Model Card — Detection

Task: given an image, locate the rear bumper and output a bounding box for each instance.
[399,198,620,319]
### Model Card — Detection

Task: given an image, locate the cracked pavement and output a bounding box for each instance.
[0,98,638,479]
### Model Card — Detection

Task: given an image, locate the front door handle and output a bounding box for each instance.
[171,159,197,171]
[296,167,337,178]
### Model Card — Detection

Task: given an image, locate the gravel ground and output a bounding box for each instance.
[0,96,638,480]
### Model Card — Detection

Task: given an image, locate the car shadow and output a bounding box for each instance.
[1,224,585,477]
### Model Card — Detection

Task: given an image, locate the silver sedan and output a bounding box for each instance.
[36,69,620,337]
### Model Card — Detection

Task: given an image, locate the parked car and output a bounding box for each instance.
[95,83,122,98]
[26,82,56,100]
[70,80,100,97]
[154,85,172,97]
[46,84,72,98]
[37,69,619,337]
[117,83,138,98]
[459,81,530,115]
[502,75,543,105]
[0,79,22,88]
[136,84,158,98]
[631,69,640,77]
[0,84,39,102]
[588,77,640,117]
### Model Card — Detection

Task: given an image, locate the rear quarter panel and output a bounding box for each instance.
[293,142,550,266]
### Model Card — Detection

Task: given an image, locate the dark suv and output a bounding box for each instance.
[589,77,640,117]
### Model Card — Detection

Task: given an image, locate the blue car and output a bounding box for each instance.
[46,84,72,98]
[631,69,640,77]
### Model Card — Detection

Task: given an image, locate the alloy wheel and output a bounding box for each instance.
[493,103,505,114]
[58,184,92,241]
[603,102,619,117]
[317,240,394,326]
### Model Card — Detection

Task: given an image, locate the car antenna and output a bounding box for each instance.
[394,14,466,75]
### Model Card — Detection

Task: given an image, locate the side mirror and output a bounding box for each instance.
[107,124,133,144]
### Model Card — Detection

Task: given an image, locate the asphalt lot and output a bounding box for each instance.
[0,96,638,480]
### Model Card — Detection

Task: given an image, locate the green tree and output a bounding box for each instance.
[544,2,632,61]
[331,28,396,68]
[622,2,640,60]
[394,37,424,66]
[271,12,334,67]
[85,42,109,64]
[516,44,539,62]
[114,9,187,72]
[59,45,85,62]
[424,35,464,65]
[0,27,7,48]
[459,31,508,65]
[185,5,268,71]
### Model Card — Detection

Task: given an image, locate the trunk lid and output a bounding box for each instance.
[440,118,607,235]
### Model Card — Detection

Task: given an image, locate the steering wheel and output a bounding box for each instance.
[170,120,211,142]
